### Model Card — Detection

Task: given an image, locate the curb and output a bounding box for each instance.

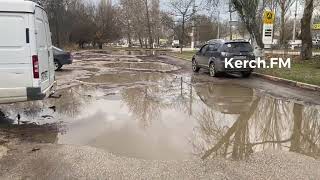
[253,72,320,92]
[167,54,320,92]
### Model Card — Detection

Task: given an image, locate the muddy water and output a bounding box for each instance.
[1,50,320,161]
[93,50,168,56]
[103,62,180,72]
[1,74,319,160]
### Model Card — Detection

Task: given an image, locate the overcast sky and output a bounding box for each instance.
[89,0,309,21]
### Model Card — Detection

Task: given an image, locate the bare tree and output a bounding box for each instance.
[277,0,295,46]
[169,0,196,53]
[95,0,120,49]
[231,0,265,50]
[301,0,314,60]
[144,0,154,48]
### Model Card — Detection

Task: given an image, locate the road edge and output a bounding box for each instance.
[253,72,320,92]
[165,53,320,92]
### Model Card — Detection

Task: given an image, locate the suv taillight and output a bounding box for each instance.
[32,55,39,79]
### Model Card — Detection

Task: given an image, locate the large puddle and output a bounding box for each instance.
[103,62,180,72]
[1,73,320,160]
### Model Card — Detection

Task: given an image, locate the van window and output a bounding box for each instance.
[0,14,25,47]
[36,16,47,48]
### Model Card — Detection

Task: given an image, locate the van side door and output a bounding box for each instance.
[35,7,50,90]
[42,10,54,85]
[0,12,32,90]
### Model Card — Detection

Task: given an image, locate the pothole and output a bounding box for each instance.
[79,72,171,85]
[103,62,180,72]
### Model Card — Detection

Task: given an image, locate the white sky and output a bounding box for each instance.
[89,0,314,21]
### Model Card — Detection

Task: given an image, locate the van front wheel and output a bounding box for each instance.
[54,61,62,71]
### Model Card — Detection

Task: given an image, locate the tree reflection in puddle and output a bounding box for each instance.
[197,93,320,160]
[0,74,319,160]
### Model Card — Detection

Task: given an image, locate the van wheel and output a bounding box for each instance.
[54,61,62,71]
[242,71,252,78]
[192,59,200,72]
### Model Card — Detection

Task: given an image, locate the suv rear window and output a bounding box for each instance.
[222,42,253,53]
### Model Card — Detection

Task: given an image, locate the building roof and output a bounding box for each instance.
[0,0,40,13]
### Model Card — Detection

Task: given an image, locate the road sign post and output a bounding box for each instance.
[262,11,275,48]
[313,24,320,30]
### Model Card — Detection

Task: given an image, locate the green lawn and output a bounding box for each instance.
[111,47,171,52]
[169,51,197,61]
[256,58,320,86]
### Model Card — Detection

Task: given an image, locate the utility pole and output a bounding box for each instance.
[217,10,220,39]
[293,0,298,42]
[191,0,196,49]
[229,1,233,40]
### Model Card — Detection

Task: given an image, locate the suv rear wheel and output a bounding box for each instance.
[242,71,252,78]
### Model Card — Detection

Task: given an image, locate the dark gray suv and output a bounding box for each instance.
[192,39,255,78]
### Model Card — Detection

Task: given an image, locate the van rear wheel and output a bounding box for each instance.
[54,60,62,71]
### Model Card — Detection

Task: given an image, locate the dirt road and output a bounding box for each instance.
[0,50,319,179]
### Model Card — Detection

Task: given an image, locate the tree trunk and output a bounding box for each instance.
[300,0,314,60]
[127,32,132,48]
[180,16,185,54]
[55,11,61,47]
[138,36,143,48]
[144,0,153,49]
[98,43,103,49]
[280,8,286,46]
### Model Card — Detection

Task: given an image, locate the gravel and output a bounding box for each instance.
[0,143,319,180]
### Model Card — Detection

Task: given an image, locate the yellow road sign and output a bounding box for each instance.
[263,11,275,24]
[313,24,320,30]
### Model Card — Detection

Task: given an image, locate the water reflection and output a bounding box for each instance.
[103,62,179,72]
[199,94,320,160]
[0,74,319,160]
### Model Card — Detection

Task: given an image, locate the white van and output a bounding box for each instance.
[0,0,56,104]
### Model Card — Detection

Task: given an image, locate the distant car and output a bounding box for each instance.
[192,39,255,78]
[53,46,73,71]
[172,40,180,48]
[313,39,320,48]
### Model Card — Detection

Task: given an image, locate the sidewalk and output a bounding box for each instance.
[265,50,320,56]
[253,72,320,92]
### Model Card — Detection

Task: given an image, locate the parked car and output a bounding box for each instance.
[53,46,73,71]
[0,0,56,104]
[172,40,180,48]
[313,39,320,48]
[192,39,255,78]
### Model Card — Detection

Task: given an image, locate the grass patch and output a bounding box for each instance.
[169,50,197,61]
[256,58,320,86]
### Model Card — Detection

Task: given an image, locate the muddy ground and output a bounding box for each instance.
[0,49,320,179]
